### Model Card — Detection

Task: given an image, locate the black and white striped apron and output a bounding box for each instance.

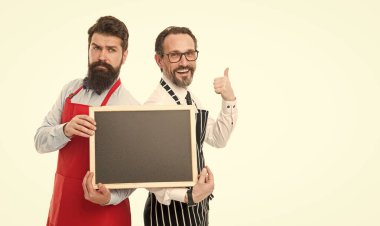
[144,79,211,226]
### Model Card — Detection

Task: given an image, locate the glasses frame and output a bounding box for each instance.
[162,50,199,63]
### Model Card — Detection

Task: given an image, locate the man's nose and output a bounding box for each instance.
[178,54,189,66]
[99,49,107,61]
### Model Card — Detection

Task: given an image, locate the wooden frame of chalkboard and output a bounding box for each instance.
[89,105,197,189]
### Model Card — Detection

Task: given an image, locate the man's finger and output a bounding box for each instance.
[71,129,91,138]
[76,115,97,126]
[72,117,96,132]
[205,166,214,182]
[197,168,207,184]
[86,172,96,194]
[76,119,97,131]
[74,124,95,136]
[70,121,94,136]
[98,183,108,194]
[213,80,225,88]
[224,67,229,78]
[82,171,90,197]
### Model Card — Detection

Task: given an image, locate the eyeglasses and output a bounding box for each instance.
[162,50,199,63]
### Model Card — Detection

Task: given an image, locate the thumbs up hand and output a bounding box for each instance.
[213,68,236,101]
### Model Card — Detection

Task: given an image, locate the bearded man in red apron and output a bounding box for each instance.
[34,16,138,226]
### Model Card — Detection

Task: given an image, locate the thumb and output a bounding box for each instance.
[224,67,229,78]
[98,183,108,194]
[197,168,208,184]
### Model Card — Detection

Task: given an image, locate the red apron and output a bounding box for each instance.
[47,79,131,226]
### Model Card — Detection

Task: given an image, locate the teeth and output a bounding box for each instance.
[177,69,189,73]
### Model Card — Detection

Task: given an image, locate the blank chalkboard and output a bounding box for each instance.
[89,105,197,189]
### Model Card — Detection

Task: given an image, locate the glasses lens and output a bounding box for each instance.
[185,51,198,61]
[168,52,181,62]
[167,50,198,63]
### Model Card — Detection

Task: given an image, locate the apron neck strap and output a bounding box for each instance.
[68,86,83,99]
[101,79,121,106]
[160,78,181,105]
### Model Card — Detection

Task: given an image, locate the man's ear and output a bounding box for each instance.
[121,50,128,65]
[154,54,163,70]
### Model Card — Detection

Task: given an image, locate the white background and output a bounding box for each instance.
[0,0,379,225]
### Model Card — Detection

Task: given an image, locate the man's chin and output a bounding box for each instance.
[175,72,191,81]
[174,76,192,87]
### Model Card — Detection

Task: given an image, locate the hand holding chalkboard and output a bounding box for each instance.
[187,166,214,203]
[63,115,97,138]
[82,171,111,205]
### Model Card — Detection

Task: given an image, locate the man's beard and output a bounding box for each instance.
[165,66,195,88]
[84,61,121,95]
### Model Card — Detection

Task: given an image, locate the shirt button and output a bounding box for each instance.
[227,105,230,108]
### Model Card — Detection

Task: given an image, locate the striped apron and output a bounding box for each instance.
[144,79,211,226]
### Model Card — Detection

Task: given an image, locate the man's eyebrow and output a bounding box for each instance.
[91,43,101,47]
[169,49,195,53]
[90,43,118,49]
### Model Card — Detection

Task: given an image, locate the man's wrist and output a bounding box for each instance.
[63,123,72,138]
[63,123,69,138]
[100,196,111,206]
[186,189,196,206]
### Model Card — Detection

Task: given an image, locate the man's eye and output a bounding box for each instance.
[170,53,180,58]
[186,51,195,57]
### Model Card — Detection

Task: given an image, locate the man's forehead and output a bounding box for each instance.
[91,33,122,47]
[163,34,195,51]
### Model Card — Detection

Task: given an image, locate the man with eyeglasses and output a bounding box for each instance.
[144,26,238,225]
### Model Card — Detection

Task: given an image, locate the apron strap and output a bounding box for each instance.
[160,78,181,105]
[67,79,121,106]
[68,86,83,99]
[101,79,121,106]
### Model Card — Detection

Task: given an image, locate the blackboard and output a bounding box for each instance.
[89,105,197,189]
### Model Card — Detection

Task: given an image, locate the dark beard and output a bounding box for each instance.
[167,66,195,88]
[84,61,120,95]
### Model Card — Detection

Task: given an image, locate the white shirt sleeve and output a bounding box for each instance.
[107,189,136,205]
[34,81,75,153]
[204,99,238,148]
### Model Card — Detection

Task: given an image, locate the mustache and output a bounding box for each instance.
[89,61,114,72]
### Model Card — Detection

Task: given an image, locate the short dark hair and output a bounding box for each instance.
[88,16,129,52]
[155,26,197,55]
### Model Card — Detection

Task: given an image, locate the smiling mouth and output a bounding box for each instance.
[176,68,190,74]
